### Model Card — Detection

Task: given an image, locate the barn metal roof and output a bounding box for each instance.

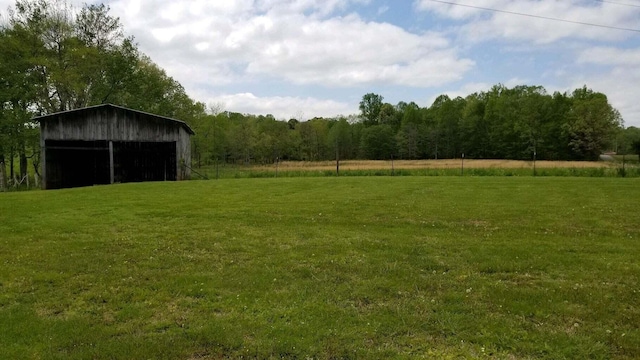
[33,103,195,135]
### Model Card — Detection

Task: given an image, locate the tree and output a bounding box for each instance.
[617,126,640,155]
[190,109,230,167]
[253,115,291,163]
[297,118,330,161]
[632,139,640,158]
[327,117,353,163]
[4,0,198,119]
[397,102,422,159]
[0,15,42,186]
[359,93,383,127]
[378,103,399,129]
[502,85,552,160]
[565,87,623,160]
[360,124,396,160]
[459,93,489,158]
[540,91,573,160]
[287,118,299,130]
[427,94,465,159]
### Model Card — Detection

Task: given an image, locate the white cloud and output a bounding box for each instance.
[573,47,640,127]
[104,1,474,89]
[242,14,474,87]
[578,47,640,66]
[415,0,639,44]
[202,93,355,120]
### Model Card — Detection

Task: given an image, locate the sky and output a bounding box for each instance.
[2,0,640,127]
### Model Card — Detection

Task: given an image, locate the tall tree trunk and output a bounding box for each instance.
[20,142,28,181]
[9,149,14,182]
[33,158,40,187]
[0,154,6,191]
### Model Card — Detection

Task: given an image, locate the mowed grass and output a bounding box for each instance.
[1,177,639,359]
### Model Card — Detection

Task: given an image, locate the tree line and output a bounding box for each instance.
[1,1,639,190]
[191,86,634,166]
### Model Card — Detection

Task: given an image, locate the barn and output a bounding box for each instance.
[36,104,194,189]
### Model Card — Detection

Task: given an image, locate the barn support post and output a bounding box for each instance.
[40,131,47,189]
[109,141,115,184]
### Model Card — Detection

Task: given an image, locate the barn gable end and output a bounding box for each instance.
[36,104,194,189]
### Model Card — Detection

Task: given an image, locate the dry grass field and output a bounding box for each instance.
[259,159,613,172]
[197,158,635,179]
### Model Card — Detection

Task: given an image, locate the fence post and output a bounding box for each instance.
[391,154,395,176]
[335,139,340,176]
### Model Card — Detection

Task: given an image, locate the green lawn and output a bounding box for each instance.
[1,177,639,359]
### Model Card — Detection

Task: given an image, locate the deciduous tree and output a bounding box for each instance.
[565,87,623,160]
[359,93,383,127]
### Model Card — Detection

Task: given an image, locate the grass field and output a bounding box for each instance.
[1,177,639,359]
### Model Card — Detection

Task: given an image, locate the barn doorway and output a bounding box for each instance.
[44,140,177,189]
[44,140,111,189]
[113,141,177,183]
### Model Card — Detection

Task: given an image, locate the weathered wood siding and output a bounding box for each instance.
[177,126,192,180]
[38,104,193,187]
[40,106,188,142]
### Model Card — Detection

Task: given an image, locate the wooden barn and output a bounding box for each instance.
[36,104,194,189]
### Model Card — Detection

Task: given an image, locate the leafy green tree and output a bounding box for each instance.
[191,111,229,167]
[360,124,396,160]
[7,0,129,112]
[484,85,521,159]
[253,115,291,163]
[287,118,299,130]
[426,94,465,159]
[478,85,548,159]
[397,102,422,159]
[513,86,551,160]
[378,103,399,129]
[0,16,42,185]
[617,126,640,155]
[459,92,490,158]
[327,117,353,162]
[565,87,623,160]
[226,114,257,164]
[359,93,383,127]
[296,118,330,161]
[540,91,573,160]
